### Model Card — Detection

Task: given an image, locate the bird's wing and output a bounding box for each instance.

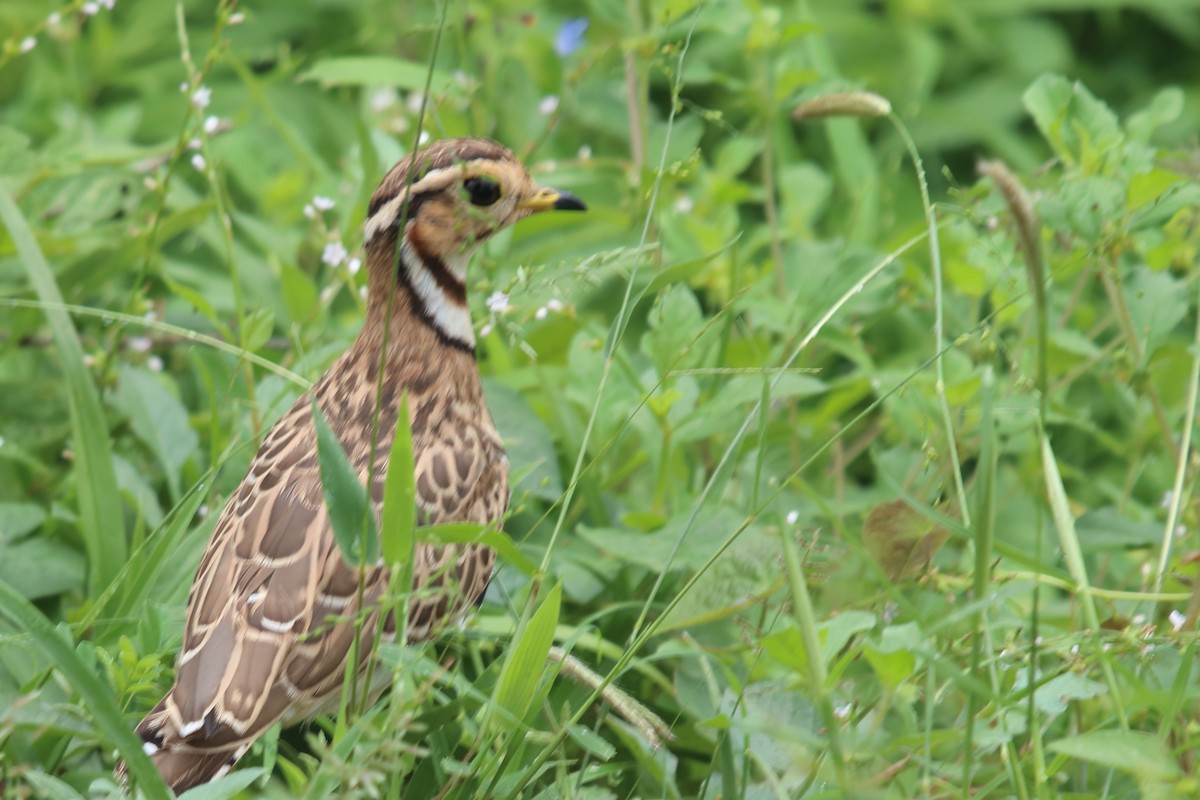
[143,393,508,759]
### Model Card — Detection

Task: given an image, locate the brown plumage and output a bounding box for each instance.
[123,138,586,794]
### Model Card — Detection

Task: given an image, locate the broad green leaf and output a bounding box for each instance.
[112,366,199,500]
[1034,672,1107,715]
[0,502,46,542]
[493,582,561,725]
[1023,74,1122,172]
[0,580,171,800]
[1048,731,1178,779]
[312,401,378,567]
[0,188,124,597]
[300,56,455,94]
[863,645,916,690]
[381,392,416,570]
[0,536,84,600]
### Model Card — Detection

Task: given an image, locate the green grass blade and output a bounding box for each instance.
[0,188,125,596]
[1040,433,1128,730]
[420,522,539,576]
[381,392,415,570]
[492,582,561,727]
[0,579,171,800]
[312,400,378,567]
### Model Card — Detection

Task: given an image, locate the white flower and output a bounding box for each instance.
[179,81,189,93]
[303,203,316,219]
[673,196,694,214]
[191,85,212,110]
[203,115,220,135]
[147,355,164,372]
[785,509,800,525]
[190,154,206,171]
[128,336,152,353]
[188,137,202,150]
[1161,490,1174,509]
[417,130,430,145]
[369,88,397,112]
[1170,610,1187,632]
[546,298,564,312]
[322,241,348,267]
[197,504,209,520]
[358,285,368,300]
[312,195,335,211]
[346,257,362,275]
[479,323,493,338]
[82,2,99,15]
[577,144,592,160]
[834,703,852,720]
[228,11,245,25]
[538,95,559,115]
[19,37,36,54]
[47,12,61,25]
[99,0,115,9]
[486,291,510,314]
[0,436,5,447]
[406,92,425,114]
[535,306,548,320]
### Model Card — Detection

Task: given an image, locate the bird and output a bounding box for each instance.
[123,137,587,794]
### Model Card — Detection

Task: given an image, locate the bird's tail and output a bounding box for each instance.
[117,697,247,795]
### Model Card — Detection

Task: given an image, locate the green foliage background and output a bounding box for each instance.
[1,1,1199,798]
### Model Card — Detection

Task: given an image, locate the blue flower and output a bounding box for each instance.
[555,17,588,57]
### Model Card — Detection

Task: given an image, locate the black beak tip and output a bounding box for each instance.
[553,192,587,212]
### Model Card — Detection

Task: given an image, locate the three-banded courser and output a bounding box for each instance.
[126,138,586,794]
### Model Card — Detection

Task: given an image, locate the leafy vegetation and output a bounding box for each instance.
[2,1,1199,798]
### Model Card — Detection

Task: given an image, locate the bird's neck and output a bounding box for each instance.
[340,234,482,408]
[365,226,477,354]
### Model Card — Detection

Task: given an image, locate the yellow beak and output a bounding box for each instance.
[518,186,587,213]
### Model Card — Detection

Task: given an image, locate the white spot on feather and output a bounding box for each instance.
[178,719,204,737]
[260,616,296,633]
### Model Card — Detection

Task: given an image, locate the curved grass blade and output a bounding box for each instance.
[0,189,124,596]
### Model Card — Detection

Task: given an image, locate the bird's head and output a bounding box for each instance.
[360,137,585,350]
[364,137,585,263]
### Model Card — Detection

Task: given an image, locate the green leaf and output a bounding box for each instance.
[1023,74,1122,172]
[420,523,539,577]
[0,502,47,542]
[382,392,415,569]
[0,580,171,800]
[492,582,561,726]
[300,56,456,94]
[1034,672,1107,715]
[21,773,85,800]
[312,400,378,567]
[1048,731,1178,780]
[1126,87,1184,143]
[177,768,266,800]
[0,536,84,599]
[112,366,199,500]
[0,187,124,597]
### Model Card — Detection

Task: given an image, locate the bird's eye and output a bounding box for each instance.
[463,176,502,207]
